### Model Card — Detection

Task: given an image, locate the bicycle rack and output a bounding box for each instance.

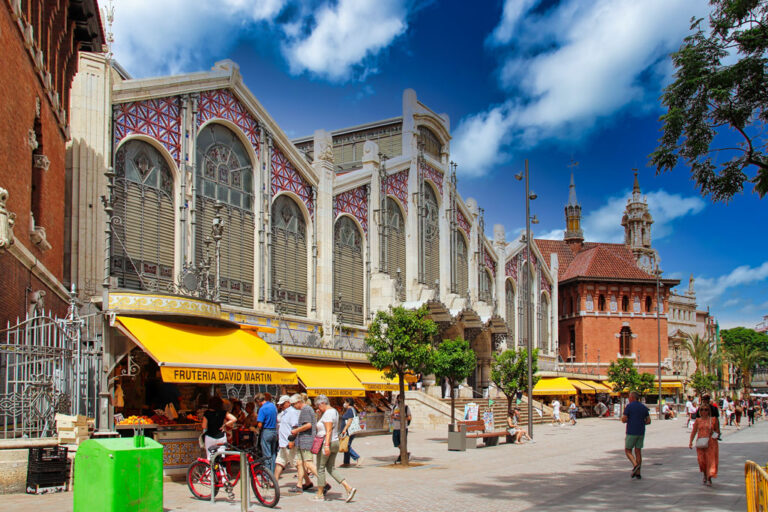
[209,450,249,511]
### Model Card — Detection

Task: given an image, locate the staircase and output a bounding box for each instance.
[440,396,549,431]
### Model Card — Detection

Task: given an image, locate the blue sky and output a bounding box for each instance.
[110,0,767,328]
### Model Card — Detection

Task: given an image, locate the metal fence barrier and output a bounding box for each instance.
[209,450,249,512]
[745,460,768,512]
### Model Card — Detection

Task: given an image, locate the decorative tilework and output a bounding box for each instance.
[334,185,368,233]
[484,248,497,276]
[114,97,181,163]
[457,208,471,235]
[385,170,408,213]
[272,147,314,217]
[197,89,260,154]
[541,272,552,294]
[505,255,519,281]
[420,162,443,194]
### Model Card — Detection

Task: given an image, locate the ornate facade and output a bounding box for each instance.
[67,57,558,396]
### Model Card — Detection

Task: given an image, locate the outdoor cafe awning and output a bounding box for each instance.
[569,379,597,394]
[116,317,297,385]
[583,380,612,393]
[347,364,399,392]
[533,377,577,396]
[654,380,683,391]
[288,359,366,397]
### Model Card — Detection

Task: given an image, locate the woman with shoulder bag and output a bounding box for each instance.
[340,398,363,467]
[202,396,237,460]
[312,395,357,503]
[688,402,720,486]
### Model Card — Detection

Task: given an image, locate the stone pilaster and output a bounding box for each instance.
[312,130,335,343]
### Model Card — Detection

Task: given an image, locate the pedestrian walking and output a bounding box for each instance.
[340,398,362,467]
[688,397,720,486]
[747,397,756,426]
[289,395,319,493]
[274,395,311,489]
[313,395,357,503]
[568,400,578,425]
[551,399,562,425]
[256,393,278,473]
[685,396,696,428]
[735,400,743,427]
[621,391,650,479]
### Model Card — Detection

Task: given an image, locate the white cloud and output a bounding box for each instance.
[581,188,705,243]
[536,228,565,240]
[110,0,411,81]
[281,0,410,82]
[450,103,516,177]
[452,0,709,177]
[696,262,768,305]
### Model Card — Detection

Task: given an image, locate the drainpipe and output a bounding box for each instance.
[179,95,188,266]
[311,186,318,313]
[190,95,199,261]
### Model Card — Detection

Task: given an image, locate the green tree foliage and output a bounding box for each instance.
[683,333,714,372]
[724,343,768,392]
[690,370,719,395]
[366,306,438,466]
[651,0,768,200]
[432,337,476,428]
[490,347,540,415]
[607,359,639,414]
[634,372,657,397]
[721,327,768,361]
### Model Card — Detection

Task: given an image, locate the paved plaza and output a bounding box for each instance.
[5,416,764,511]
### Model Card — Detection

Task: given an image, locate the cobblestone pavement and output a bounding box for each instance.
[5,416,764,511]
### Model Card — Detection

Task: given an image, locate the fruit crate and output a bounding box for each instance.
[27,447,70,494]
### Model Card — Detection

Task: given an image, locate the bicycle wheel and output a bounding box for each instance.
[250,465,279,508]
[187,460,219,500]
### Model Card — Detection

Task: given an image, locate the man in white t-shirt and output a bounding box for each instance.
[551,399,561,425]
[685,396,697,428]
[274,395,307,485]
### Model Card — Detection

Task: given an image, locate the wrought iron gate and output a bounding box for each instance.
[0,294,102,439]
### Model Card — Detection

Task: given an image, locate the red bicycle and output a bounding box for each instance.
[187,444,279,508]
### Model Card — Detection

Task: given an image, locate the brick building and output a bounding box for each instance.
[536,172,680,375]
[0,1,103,325]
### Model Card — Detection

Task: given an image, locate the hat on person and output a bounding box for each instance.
[277,395,290,406]
[289,393,302,404]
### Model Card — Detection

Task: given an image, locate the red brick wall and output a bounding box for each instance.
[0,251,68,326]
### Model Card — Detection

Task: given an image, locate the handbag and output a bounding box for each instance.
[310,435,324,455]
[695,435,710,449]
[348,409,362,436]
[338,433,350,453]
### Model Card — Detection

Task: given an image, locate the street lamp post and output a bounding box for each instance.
[515,159,538,439]
[655,263,663,420]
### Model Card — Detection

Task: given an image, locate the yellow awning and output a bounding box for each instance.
[570,379,597,394]
[533,377,577,396]
[347,364,399,392]
[582,380,612,393]
[116,317,297,385]
[602,381,621,395]
[288,359,365,397]
[654,380,683,390]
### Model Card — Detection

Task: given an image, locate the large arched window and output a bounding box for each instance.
[111,139,175,291]
[196,123,254,307]
[423,183,440,288]
[540,293,549,351]
[455,232,468,298]
[505,280,515,344]
[271,195,307,316]
[619,326,632,356]
[385,197,406,301]
[479,268,493,303]
[333,216,364,325]
[518,263,534,347]
[418,126,442,159]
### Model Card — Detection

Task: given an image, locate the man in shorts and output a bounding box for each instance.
[289,395,319,493]
[622,391,651,479]
[274,395,311,488]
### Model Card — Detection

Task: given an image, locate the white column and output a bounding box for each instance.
[313,130,336,341]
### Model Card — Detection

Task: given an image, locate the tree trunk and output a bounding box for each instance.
[450,379,455,429]
[398,374,408,467]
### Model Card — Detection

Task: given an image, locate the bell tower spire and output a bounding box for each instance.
[564,161,583,251]
[621,169,659,272]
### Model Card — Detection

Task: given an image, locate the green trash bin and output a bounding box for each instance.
[73,436,163,512]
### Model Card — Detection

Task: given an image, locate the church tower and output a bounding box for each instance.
[564,172,584,251]
[621,170,659,273]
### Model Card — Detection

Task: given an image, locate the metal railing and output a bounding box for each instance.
[745,460,768,512]
[210,449,249,511]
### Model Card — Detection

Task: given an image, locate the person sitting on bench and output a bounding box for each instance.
[507,408,532,444]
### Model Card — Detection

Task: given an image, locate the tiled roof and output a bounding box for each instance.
[535,239,656,282]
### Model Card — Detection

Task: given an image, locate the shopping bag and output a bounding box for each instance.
[338,434,350,453]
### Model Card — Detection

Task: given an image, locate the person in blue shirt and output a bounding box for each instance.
[621,391,651,479]
[256,392,278,473]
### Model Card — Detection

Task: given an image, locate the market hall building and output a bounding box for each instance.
[62,54,559,461]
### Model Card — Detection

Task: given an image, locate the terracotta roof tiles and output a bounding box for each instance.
[535,239,656,282]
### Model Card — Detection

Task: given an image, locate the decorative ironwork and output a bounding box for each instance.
[334,186,368,232]
[272,147,313,217]
[420,161,444,195]
[197,89,260,152]
[385,170,408,213]
[484,246,497,276]
[176,202,225,302]
[114,97,181,163]
[456,207,470,236]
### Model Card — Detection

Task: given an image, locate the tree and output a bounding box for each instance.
[721,327,768,363]
[690,370,719,396]
[651,0,768,201]
[724,343,768,393]
[490,347,540,416]
[683,333,714,372]
[633,372,657,397]
[366,306,438,466]
[607,358,639,413]
[432,337,476,429]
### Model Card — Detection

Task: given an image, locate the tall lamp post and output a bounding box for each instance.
[655,262,663,420]
[515,160,538,439]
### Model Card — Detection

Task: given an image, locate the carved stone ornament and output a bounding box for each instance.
[0,187,16,249]
[27,129,38,150]
[315,129,334,163]
[33,154,50,171]
[29,212,51,251]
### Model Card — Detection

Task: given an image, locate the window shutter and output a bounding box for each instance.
[333,216,364,325]
[385,198,406,301]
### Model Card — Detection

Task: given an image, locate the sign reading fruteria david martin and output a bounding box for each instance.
[161,367,297,385]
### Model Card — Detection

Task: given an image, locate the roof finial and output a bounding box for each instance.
[567,159,579,207]
[632,168,640,194]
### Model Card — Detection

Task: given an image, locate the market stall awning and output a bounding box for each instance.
[602,381,621,395]
[288,359,365,397]
[570,380,597,394]
[347,364,399,392]
[654,380,683,391]
[533,377,577,396]
[116,317,297,385]
[582,380,612,393]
